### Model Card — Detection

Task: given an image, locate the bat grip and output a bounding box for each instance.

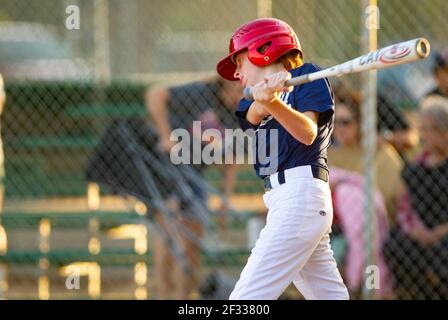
[243,74,310,100]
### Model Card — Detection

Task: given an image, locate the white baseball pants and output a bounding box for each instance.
[229,166,349,300]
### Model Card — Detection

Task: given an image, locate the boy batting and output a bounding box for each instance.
[217,18,349,300]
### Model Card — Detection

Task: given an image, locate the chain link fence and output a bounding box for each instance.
[0,0,447,299]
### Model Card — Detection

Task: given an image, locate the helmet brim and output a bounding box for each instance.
[216,52,239,81]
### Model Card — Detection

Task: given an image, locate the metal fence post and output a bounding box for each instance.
[93,0,111,83]
[361,0,378,300]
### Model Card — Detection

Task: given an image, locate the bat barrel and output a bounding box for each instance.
[243,37,431,101]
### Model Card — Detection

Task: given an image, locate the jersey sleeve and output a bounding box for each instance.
[293,64,335,127]
[235,98,257,131]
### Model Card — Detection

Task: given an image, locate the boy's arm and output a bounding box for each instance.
[246,101,270,125]
[246,99,318,145]
[263,100,318,145]
[247,71,319,145]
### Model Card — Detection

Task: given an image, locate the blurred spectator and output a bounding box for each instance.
[328,100,395,299]
[427,48,448,98]
[333,79,418,157]
[383,95,448,299]
[377,94,419,158]
[329,100,404,223]
[145,76,242,299]
[330,167,392,299]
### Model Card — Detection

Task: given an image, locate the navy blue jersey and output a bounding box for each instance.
[235,63,335,178]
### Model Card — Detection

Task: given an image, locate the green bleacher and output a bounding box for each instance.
[3,81,263,198]
[0,81,261,292]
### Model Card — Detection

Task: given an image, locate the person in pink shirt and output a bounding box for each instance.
[329,99,396,298]
[330,167,393,299]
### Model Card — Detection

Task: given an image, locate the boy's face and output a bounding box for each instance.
[233,51,263,87]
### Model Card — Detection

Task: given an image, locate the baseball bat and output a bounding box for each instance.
[243,37,430,100]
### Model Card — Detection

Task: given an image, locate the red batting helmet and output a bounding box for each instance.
[217,18,302,81]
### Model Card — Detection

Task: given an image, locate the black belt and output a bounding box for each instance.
[263,166,329,192]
